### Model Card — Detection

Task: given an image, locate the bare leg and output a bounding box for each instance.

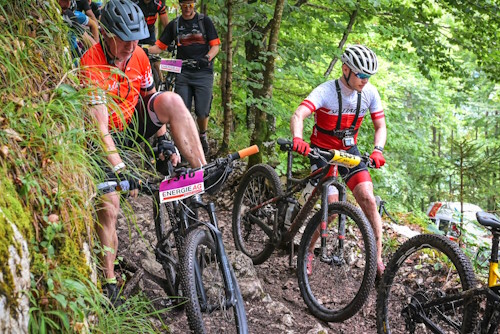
[153,92,207,167]
[197,116,209,133]
[352,181,383,264]
[95,192,120,280]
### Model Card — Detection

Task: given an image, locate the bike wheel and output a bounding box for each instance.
[181,228,247,334]
[376,234,479,334]
[297,201,377,322]
[153,196,182,300]
[232,164,283,265]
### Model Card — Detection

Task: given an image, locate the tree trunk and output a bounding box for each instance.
[249,0,286,166]
[219,0,234,154]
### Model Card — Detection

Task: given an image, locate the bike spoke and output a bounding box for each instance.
[378,235,478,334]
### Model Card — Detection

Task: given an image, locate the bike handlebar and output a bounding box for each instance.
[277,137,374,168]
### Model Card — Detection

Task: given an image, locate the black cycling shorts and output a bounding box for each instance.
[175,70,213,119]
[111,92,163,148]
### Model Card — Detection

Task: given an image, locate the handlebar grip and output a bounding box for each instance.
[230,145,259,160]
[239,145,259,159]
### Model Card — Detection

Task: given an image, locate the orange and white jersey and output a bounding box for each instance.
[80,43,154,130]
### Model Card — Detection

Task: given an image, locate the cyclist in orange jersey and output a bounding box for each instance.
[80,0,206,306]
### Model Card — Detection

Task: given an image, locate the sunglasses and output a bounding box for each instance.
[354,72,371,80]
[180,2,195,8]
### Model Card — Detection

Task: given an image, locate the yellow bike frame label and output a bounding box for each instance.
[489,262,500,287]
[329,149,362,168]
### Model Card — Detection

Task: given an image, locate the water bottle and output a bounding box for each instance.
[298,181,315,206]
[284,203,295,229]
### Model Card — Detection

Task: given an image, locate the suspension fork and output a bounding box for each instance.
[319,178,346,265]
[191,196,236,310]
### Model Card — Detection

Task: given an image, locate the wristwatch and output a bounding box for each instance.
[374,145,384,152]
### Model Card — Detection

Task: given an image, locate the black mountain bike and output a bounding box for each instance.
[147,145,258,333]
[376,211,500,334]
[232,138,377,322]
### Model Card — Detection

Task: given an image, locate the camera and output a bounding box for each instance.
[342,137,355,147]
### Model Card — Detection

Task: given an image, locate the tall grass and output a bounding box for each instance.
[29,270,170,334]
[0,1,167,333]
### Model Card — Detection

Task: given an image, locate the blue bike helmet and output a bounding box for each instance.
[100,0,149,41]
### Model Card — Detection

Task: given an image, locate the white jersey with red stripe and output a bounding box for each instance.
[300,79,384,150]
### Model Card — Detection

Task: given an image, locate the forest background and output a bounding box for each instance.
[0,0,499,332]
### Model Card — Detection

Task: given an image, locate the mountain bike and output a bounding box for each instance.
[146,145,258,333]
[376,211,500,334]
[232,138,377,322]
[154,43,198,93]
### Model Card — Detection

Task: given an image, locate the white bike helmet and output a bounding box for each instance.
[341,45,378,75]
[100,0,149,41]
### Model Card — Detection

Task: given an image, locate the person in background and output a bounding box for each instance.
[290,44,387,278]
[80,0,206,305]
[147,0,220,155]
[59,0,98,54]
[133,0,169,45]
[73,0,98,22]
[89,0,103,20]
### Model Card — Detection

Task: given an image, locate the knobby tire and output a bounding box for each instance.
[181,228,247,334]
[232,164,283,265]
[153,196,182,300]
[297,201,377,322]
[376,234,479,334]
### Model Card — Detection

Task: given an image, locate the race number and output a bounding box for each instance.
[160,59,182,73]
[159,169,204,203]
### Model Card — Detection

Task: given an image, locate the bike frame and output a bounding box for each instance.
[488,232,500,288]
[151,181,237,309]
[283,148,347,242]
[243,141,351,267]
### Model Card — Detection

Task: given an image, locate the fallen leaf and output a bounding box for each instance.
[9,96,24,107]
[3,128,22,142]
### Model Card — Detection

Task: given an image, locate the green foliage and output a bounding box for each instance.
[29,272,170,334]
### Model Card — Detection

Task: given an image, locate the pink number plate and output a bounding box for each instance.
[160,59,182,73]
[159,169,204,203]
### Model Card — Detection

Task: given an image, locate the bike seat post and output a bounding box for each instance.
[285,149,294,191]
[491,233,500,264]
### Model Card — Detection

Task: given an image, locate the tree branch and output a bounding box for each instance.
[324,5,358,77]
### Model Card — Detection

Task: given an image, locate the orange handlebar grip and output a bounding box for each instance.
[238,145,259,159]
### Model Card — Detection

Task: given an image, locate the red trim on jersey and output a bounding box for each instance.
[346,170,372,191]
[209,38,221,47]
[300,99,315,112]
[370,110,385,120]
[155,39,168,50]
[146,16,157,25]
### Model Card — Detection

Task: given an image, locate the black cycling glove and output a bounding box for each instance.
[197,55,211,69]
[157,134,176,158]
[116,169,141,192]
[101,168,141,194]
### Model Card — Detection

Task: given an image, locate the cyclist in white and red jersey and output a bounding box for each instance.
[290,44,387,278]
[80,0,206,306]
